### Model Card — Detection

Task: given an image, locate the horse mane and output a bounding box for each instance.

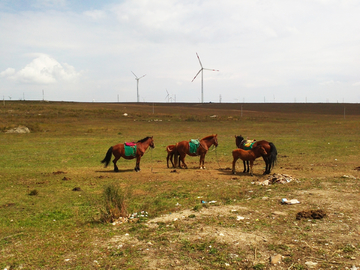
[137,136,152,143]
[201,134,216,140]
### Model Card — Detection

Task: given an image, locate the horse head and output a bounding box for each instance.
[259,146,267,156]
[235,135,244,148]
[213,134,218,147]
[149,136,155,148]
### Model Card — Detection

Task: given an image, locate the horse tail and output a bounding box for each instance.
[101,146,113,167]
[269,142,278,169]
[166,145,174,152]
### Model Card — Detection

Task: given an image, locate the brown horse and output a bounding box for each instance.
[166,144,176,168]
[232,145,267,176]
[174,134,218,169]
[235,135,277,174]
[101,136,154,172]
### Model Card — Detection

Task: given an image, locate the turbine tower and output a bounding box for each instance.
[131,71,146,102]
[191,53,219,103]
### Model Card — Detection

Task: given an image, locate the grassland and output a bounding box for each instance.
[0,101,359,269]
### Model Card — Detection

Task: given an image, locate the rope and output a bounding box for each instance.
[214,147,222,170]
[150,146,153,173]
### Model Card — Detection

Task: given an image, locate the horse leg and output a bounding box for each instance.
[250,160,254,176]
[166,153,170,168]
[113,157,120,172]
[170,153,175,168]
[243,160,249,173]
[263,156,270,174]
[232,157,239,174]
[199,155,205,169]
[135,156,141,172]
[180,154,187,169]
[266,157,271,174]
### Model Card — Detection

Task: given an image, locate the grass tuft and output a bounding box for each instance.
[99,183,129,223]
[28,189,39,196]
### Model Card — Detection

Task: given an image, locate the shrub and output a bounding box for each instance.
[100,183,129,223]
[29,189,39,196]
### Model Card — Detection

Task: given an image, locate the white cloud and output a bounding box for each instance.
[319,80,341,86]
[0,68,15,77]
[33,0,67,9]
[83,10,106,20]
[1,54,81,84]
[0,0,360,102]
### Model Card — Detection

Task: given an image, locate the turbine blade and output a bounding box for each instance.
[203,68,219,72]
[191,69,202,82]
[131,71,138,78]
[196,52,203,68]
[139,74,146,79]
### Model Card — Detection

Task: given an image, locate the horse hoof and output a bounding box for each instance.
[232,171,236,175]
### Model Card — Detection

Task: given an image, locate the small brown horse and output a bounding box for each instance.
[101,136,154,172]
[235,135,277,174]
[174,134,218,169]
[166,144,176,168]
[232,145,267,176]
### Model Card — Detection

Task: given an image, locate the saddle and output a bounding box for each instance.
[124,142,137,157]
[125,142,136,147]
[241,139,256,150]
[189,139,200,154]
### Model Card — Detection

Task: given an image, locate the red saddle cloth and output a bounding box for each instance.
[125,142,136,147]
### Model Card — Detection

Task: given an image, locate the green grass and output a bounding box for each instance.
[1,101,360,269]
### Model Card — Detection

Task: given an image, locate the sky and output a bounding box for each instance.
[0,0,360,103]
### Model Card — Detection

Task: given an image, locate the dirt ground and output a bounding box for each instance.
[102,159,360,269]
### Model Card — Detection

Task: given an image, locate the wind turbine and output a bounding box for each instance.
[165,89,170,102]
[191,53,219,103]
[131,71,146,103]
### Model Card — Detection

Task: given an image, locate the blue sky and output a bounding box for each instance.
[1,0,360,103]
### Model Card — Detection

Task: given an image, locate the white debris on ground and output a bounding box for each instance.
[254,173,299,186]
[5,125,30,133]
[281,198,301,205]
[342,175,357,179]
[111,211,149,225]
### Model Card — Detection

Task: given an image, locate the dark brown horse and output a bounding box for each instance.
[174,134,218,169]
[235,135,277,174]
[166,144,176,168]
[232,145,267,176]
[101,136,154,172]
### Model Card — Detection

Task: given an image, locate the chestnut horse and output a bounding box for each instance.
[166,144,176,168]
[174,134,218,169]
[232,145,267,176]
[101,136,154,172]
[235,135,277,174]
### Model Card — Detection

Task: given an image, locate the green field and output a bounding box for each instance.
[1,101,359,269]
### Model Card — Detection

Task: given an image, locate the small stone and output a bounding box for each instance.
[270,254,282,264]
[272,211,287,216]
[305,261,318,268]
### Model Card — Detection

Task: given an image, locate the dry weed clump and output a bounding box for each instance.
[100,184,129,223]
